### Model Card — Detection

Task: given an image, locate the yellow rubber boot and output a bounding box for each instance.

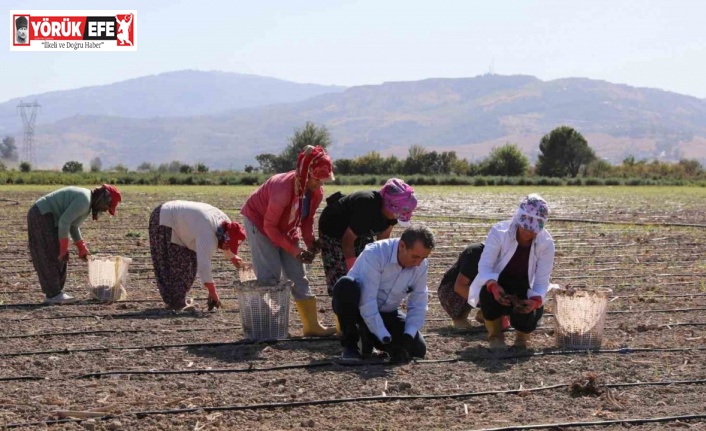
[484,318,506,351]
[452,308,473,329]
[514,331,531,348]
[333,314,342,337]
[295,298,336,337]
[475,309,485,324]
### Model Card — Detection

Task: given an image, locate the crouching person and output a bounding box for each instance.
[469,194,555,350]
[149,200,245,311]
[332,226,435,362]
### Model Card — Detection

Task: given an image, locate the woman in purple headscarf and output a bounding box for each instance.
[438,194,556,350]
[318,178,418,299]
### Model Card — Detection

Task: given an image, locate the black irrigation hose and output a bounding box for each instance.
[0,376,46,382]
[441,214,706,229]
[4,379,706,429]
[0,326,240,340]
[4,306,706,323]
[471,413,706,431]
[0,336,334,358]
[70,347,706,379]
[5,320,704,341]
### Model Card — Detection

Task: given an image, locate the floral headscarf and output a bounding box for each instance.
[513,193,549,233]
[380,178,417,226]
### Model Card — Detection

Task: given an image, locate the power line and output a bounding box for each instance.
[16,100,40,166]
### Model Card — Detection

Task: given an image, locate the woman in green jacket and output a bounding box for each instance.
[27,185,122,304]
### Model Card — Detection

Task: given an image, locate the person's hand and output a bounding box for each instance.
[297,250,315,264]
[486,281,512,306]
[75,240,90,261]
[230,254,243,268]
[58,238,70,262]
[401,333,415,354]
[388,337,412,363]
[309,239,322,255]
[514,296,542,314]
[204,282,222,310]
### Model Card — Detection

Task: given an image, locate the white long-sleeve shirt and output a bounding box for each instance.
[348,238,429,341]
[468,220,556,307]
[159,201,230,284]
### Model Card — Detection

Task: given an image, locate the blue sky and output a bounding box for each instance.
[3,0,705,102]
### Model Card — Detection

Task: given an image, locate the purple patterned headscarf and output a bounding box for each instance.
[380,178,417,226]
[513,193,549,233]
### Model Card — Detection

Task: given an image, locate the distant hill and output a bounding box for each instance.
[8,74,706,169]
[0,70,345,131]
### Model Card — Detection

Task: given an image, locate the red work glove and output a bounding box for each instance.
[204,282,221,310]
[58,238,70,262]
[75,240,90,260]
[345,257,357,272]
[515,296,542,314]
[486,280,512,306]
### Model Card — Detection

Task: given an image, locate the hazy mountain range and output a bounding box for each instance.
[2,70,705,169]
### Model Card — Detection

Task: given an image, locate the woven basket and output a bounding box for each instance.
[87,256,132,303]
[234,280,291,341]
[553,288,611,350]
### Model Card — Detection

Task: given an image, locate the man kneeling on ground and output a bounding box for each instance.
[332,225,435,362]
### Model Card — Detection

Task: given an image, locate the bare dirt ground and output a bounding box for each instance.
[1,185,705,430]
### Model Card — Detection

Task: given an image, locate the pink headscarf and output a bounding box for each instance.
[380,178,417,226]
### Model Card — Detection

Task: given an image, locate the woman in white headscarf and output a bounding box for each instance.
[467,194,556,350]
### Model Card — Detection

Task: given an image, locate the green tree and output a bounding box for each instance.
[276,122,333,172]
[255,154,278,174]
[0,136,18,161]
[62,161,84,173]
[89,157,102,172]
[536,126,596,177]
[333,158,354,175]
[19,161,31,172]
[179,164,193,174]
[584,159,614,178]
[481,144,529,176]
[112,164,129,173]
[403,145,428,174]
[194,162,209,173]
[137,162,154,172]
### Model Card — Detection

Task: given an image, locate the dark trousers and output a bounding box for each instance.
[332,276,426,358]
[27,205,67,297]
[479,273,543,333]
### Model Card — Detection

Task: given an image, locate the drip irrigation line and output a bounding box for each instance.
[64,350,706,381]
[4,380,706,429]
[0,326,241,340]
[3,319,704,342]
[0,336,334,358]
[3,292,705,311]
[471,413,706,431]
[0,376,46,382]
[423,213,706,229]
[5,305,705,323]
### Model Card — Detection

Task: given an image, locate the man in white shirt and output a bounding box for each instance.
[332,226,435,362]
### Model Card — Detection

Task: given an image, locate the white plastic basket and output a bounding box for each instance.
[553,287,612,350]
[234,280,291,341]
[87,256,132,303]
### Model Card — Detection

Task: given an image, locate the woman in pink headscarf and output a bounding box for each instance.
[318,178,418,299]
[439,194,556,351]
[241,145,336,337]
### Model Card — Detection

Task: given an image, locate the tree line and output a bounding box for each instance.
[2,122,704,182]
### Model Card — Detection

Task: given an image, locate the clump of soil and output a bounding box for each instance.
[570,372,604,397]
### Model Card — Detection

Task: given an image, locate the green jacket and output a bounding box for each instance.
[35,187,91,241]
